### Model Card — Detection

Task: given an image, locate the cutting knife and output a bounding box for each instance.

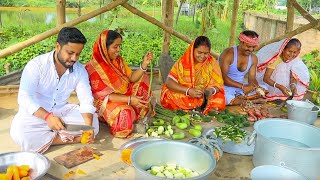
[64,124,94,131]
[279,93,294,108]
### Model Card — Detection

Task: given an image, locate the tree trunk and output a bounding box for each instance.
[99,0,105,21]
[0,12,2,28]
[229,0,239,47]
[192,4,196,23]
[162,0,174,54]
[290,0,320,31]
[77,0,81,17]
[200,8,206,35]
[175,0,185,25]
[56,0,66,26]
[159,0,175,82]
[153,0,156,17]
[0,0,127,59]
[286,0,294,33]
[222,0,230,21]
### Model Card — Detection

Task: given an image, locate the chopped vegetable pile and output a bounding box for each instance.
[148,164,199,178]
[208,110,250,127]
[213,125,247,143]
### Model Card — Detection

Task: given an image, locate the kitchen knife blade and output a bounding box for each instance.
[64,124,94,131]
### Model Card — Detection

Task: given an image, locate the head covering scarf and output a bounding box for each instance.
[86,30,131,100]
[85,30,150,138]
[161,39,225,113]
[239,32,260,47]
[256,38,309,100]
[168,40,224,90]
[257,38,292,72]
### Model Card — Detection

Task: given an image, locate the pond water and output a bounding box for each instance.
[0,9,98,28]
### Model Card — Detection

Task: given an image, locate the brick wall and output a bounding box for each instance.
[243,12,320,56]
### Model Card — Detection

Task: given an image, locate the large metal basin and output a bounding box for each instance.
[252,118,320,180]
[131,140,216,180]
[286,100,318,124]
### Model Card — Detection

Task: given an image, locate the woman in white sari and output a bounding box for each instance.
[256,38,310,101]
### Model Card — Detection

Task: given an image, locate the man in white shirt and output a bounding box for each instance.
[10,27,99,153]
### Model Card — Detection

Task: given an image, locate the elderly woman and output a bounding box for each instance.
[85,30,153,138]
[160,36,226,114]
[256,38,310,100]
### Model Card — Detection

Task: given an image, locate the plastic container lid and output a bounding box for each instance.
[251,165,307,180]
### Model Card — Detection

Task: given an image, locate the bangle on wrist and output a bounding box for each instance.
[185,88,191,97]
[211,87,217,95]
[44,112,52,121]
[127,96,131,105]
[273,82,278,88]
[140,64,147,71]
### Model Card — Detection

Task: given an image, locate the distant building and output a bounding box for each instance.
[310,7,320,14]
[180,3,195,16]
[274,5,287,10]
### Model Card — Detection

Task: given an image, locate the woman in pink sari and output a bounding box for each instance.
[86,30,153,138]
[256,38,310,100]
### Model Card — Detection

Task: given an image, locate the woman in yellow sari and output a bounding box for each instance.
[85,30,153,138]
[161,36,226,114]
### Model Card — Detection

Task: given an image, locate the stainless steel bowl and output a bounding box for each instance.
[0,151,50,180]
[131,140,216,180]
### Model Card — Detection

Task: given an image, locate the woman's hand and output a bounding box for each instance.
[290,84,298,95]
[131,96,150,108]
[141,51,154,69]
[205,87,220,97]
[188,88,203,98]
[278,84,291,96]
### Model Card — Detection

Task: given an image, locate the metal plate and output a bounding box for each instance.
[0,151,50,180]
[205,128,255,156]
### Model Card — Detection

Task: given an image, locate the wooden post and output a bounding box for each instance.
[175,0,185,25]
[5,63,10,74]
[121,2,219,59]
[229,0,239,47]
[78,0,81,17]
[200,9,206,35]
[286,0,294,33]
[0,12,2,27]
[56,0,66,26]
[162,0,174,54]
[291,0,320,31]
[0,0,127,59]
[153,0,156,17]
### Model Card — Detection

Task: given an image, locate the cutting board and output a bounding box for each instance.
[54,146,103,168]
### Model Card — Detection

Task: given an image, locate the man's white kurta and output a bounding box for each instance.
[10,51,99,153]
